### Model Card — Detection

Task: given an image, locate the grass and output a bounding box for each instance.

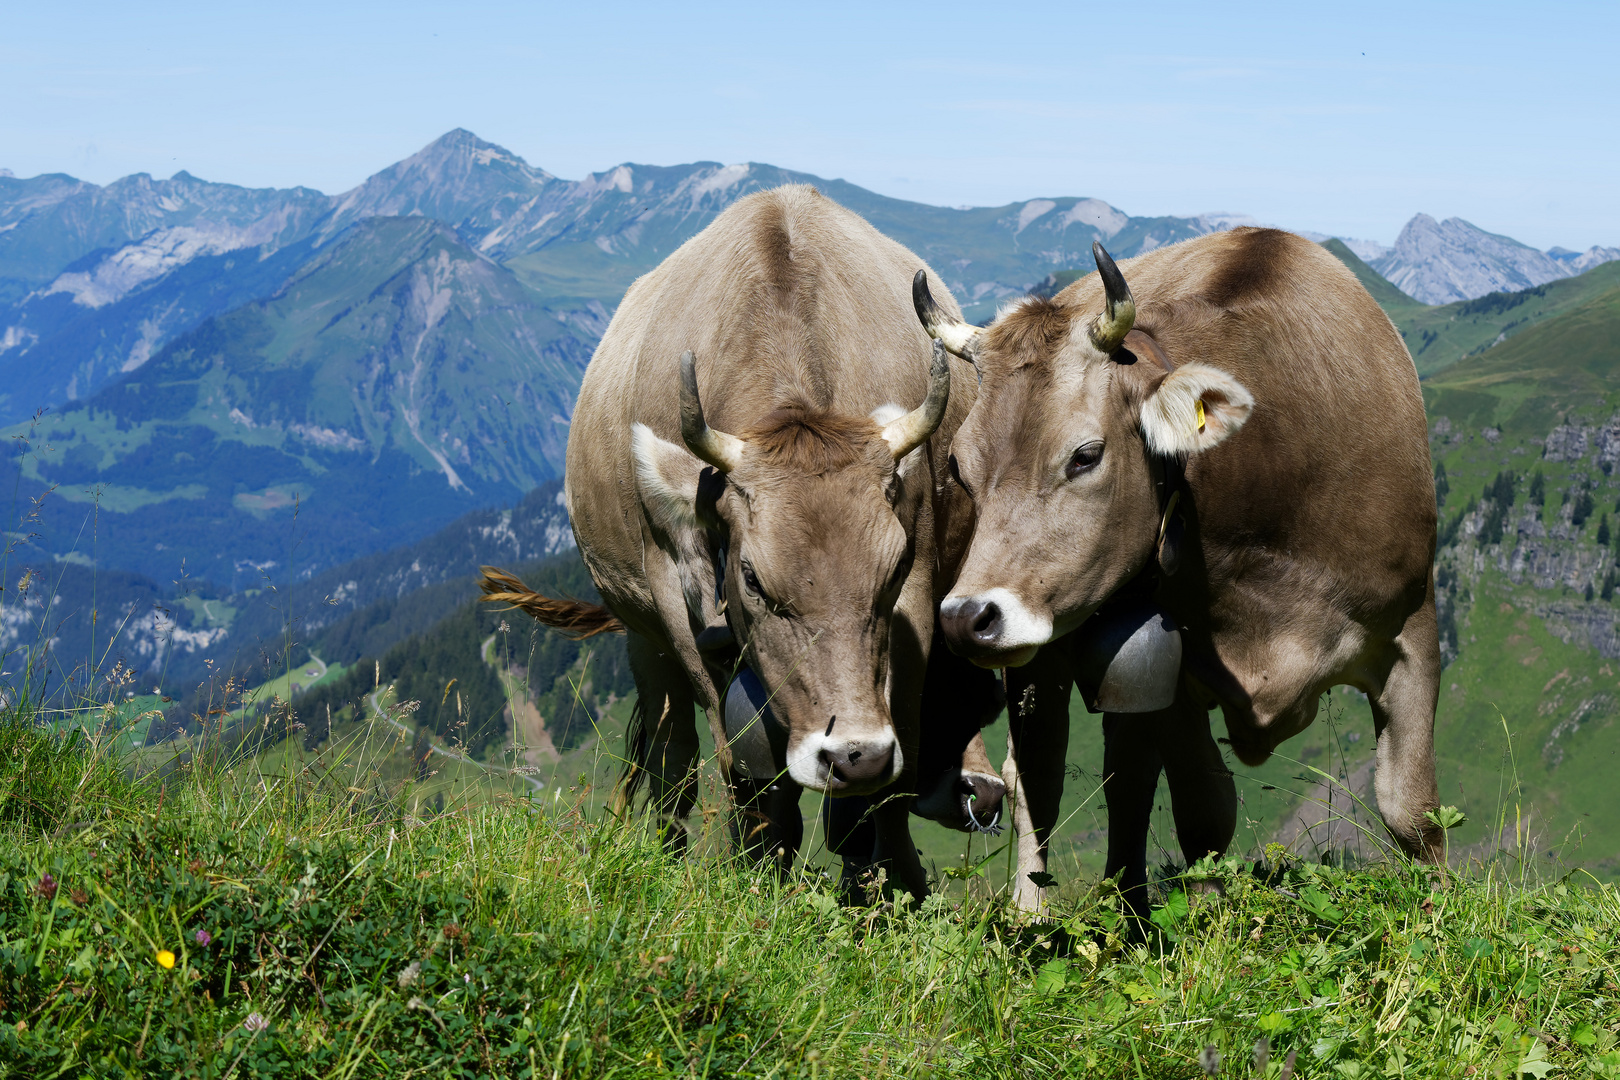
[5,701,1620,1078]
[1319,239,1620,383]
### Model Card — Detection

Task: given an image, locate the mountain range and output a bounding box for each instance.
[2,129,1617,595]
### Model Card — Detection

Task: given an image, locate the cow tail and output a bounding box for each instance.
[612,694,652,815]
[479,565,648,811]
[477,566,625,639]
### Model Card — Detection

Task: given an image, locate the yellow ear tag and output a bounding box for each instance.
[1195,398,1206,434]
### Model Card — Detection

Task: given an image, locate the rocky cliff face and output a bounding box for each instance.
[0,170,329,304]
[1372,214,1620,305]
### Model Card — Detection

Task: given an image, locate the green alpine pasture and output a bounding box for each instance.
[6,704,1620,1079]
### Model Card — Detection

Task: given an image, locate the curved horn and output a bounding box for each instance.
[1087,241,1137,353]
[912,270,982,364]
[679,351,745,473]
[883,339,952,460]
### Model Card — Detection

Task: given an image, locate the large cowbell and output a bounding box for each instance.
[723,667,791,784]
[1071,602,1183,714]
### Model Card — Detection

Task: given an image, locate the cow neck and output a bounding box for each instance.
[1123,329,1187,579]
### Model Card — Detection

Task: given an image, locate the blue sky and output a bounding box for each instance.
[3,0,1616,249]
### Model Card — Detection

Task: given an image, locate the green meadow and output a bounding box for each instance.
[6,699,1620,1078]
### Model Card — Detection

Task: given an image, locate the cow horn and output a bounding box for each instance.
[883,339,952,460]
[913,270,981,365]
[679,351,745,473]
[1088,241,1137,353]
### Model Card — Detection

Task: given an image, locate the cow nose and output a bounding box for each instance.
[819,738,895,790]
[959,771,1006,828]
[941,596,1004,650]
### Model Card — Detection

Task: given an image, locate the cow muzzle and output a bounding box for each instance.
[939,588,1052,669]
[915,766,1007,833]
[787,726,900,795]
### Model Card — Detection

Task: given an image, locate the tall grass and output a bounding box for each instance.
[3,699,1620,1079]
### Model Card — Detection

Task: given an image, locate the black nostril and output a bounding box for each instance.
[820,742,892,787]
[971,601,1002,640]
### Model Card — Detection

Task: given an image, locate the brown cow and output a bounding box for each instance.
[916,228,1443,912]
[552,185,1001,896]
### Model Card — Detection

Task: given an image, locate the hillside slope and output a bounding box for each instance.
[1320,238,1424,315]
[2,217,592,585]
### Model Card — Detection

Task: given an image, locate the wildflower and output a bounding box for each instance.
[397,960,421,988]
[35,874,57,901]
[242,1012,269,1033]
[497,620,510,633]
[69,888,89,906]
[156,949,176,969]
[195,930,212,947]
[442,923,462,941]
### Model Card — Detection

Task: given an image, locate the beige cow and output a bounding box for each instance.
[917,228,1442,912]
[533,185,1002,896]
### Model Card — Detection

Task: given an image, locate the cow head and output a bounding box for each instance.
[917,245,1253,669]
[631,346,951,795]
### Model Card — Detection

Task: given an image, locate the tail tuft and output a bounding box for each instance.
[478,566,625,640]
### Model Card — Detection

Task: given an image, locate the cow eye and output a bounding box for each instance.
[741,562,764,597]
[1066,442,1104,479]
[886,554,912,595]
[948,453,973,497]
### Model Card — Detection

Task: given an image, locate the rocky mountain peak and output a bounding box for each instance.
[1371,214,1620,305]
[325,130,555,235]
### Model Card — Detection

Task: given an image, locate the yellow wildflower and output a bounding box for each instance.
[156,949,176,969]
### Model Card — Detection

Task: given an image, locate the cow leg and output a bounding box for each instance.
[1100,711,1162,919]
[1003,644,1075,913]
[913,640,1008,830]
[870,796,929,902]
[1156,684,1237,871]
[1368,589,1444,863]
[848,562,932,905]
[824,793,880,902]
[625,631,702,854]
[730,775,804,877]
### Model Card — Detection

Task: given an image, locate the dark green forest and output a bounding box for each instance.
[289,553,632,758]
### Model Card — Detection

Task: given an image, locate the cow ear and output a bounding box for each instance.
[632,423,705,532]
[1139,362,1253,455]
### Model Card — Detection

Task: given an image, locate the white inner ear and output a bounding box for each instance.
[869,403,906,426]
[631,423,702,529]
[1140,362,1255,456]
